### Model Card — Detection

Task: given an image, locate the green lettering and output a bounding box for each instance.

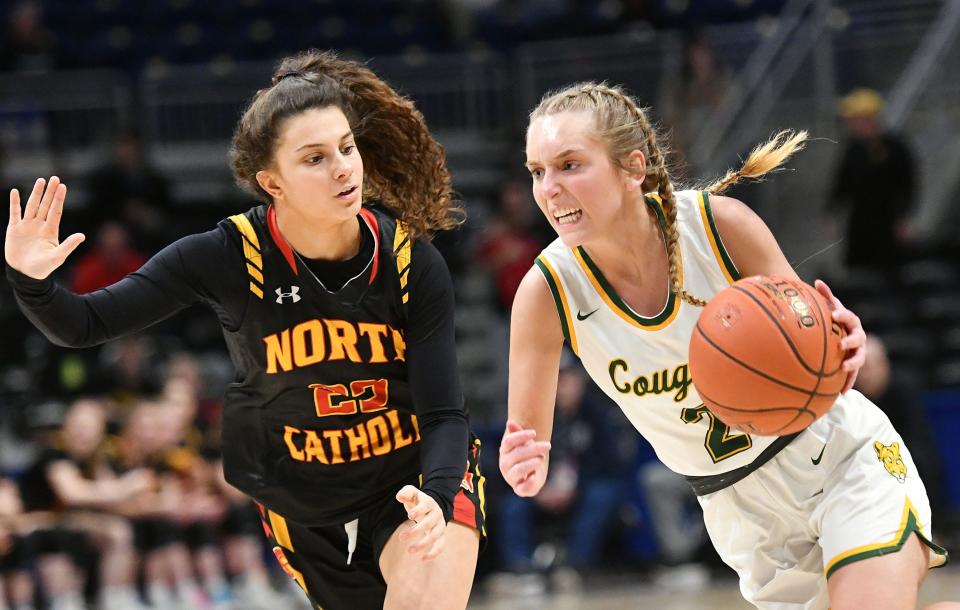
[673,364,692,402]
[633,375,649,396]
[609,359,630,393]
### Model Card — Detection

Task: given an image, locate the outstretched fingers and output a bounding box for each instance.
[55,233,86,264]
[21,178,46,221]
[43,183,68,228]
[36,177,63,222]
[8,189,20,227]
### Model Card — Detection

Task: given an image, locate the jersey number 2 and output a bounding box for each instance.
[311,379,389,417]
[680,404,752,463]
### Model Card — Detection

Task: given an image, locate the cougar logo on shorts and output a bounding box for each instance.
[874,441,907,483]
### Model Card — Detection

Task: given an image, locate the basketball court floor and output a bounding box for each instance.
[469,564,960,609]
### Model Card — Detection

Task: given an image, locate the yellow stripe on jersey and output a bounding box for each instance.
[534,255,578,355]
[474,438,488,537]
[698,191,740,284]
[393,221,412,304]
[229,214,265,299]
[246,263,264,284]
[268,510,294,552]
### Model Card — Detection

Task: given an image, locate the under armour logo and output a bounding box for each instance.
[275,286,301,304]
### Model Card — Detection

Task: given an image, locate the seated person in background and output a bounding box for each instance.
[70,222,146,295]
[105,402,223,609]
[85,130,173,252]
[638,461,711,590]
[162,355,291,608]
[18,398,151,610]
[493,350,637,588]
[0,476,33,610]
[1,475,88,610]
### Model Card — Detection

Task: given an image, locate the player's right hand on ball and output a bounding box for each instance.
[499,420,551,497]
[6,177,85,280]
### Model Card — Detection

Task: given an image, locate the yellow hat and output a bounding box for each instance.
[838,88,884,118]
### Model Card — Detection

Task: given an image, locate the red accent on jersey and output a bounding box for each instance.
[452,489,476,527]
[267,205,299,275]
[359,207,380,285]
[272,547,297,580]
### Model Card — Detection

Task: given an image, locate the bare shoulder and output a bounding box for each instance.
[511,265,564,344]
[706,194,762,231]
[513,265,557,320]
[706,194,797,278]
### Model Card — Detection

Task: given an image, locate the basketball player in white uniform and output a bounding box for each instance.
[499,82,955,610]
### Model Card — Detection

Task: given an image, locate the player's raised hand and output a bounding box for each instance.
[6,177,85,280]
[499,419,551,497]
[395,485,446,561]
[815,279,866,393]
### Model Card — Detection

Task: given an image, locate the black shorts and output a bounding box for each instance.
[0,533,27,573]
[1,528,92,572]
[259,437,487,610]
[131,517,180,551]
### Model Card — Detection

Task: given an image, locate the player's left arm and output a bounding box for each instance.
[401,238,471,559]
[710,195,866,391]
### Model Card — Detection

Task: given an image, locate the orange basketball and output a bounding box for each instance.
[688,275,847,436]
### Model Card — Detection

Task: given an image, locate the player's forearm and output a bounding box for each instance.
[417,407,469,522]
[6,267,102,347]
[6,252,192,347]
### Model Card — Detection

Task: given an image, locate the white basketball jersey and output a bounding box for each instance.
[535,190,780,476]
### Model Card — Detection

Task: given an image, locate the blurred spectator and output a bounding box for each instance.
[70,222,147,295]
[107,403,217,609]
[0,1,58,73]
[830,88,917,268]
[161,355,289,608]
[85,131,173,253]
[476,179,546,315]
[490,352,637,591]
[0,476,32,610]
[98,335,164,404]
[661,31,731,161]
[17,398,150,610]
[639,462,710,590]
[1,475,89,610]
[855,335,947,516]
[437,0,499,47]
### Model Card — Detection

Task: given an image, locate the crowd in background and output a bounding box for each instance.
[1,1,959,609]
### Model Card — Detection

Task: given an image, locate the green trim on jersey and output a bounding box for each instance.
[700,191,741,283]
[573,197,680,328]
[534,256,578,353]
[825,500,949,578]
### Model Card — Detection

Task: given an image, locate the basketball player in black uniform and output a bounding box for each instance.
[5,50,485,610]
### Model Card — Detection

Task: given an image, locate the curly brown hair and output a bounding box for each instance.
[230,49,463,238]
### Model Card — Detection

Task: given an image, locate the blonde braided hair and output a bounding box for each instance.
[529,82,807,307]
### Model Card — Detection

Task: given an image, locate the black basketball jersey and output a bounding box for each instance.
[218,204,422,526]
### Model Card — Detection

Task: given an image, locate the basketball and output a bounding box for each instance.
[688,275,847,436]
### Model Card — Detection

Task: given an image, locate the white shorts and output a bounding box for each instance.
[697,390,949,609]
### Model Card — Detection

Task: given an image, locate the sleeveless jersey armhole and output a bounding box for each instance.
[696,191,741,284]
[533,254,578,355]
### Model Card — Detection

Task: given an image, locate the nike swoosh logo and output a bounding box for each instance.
[811,444,826,465]
[577,308,599,321]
